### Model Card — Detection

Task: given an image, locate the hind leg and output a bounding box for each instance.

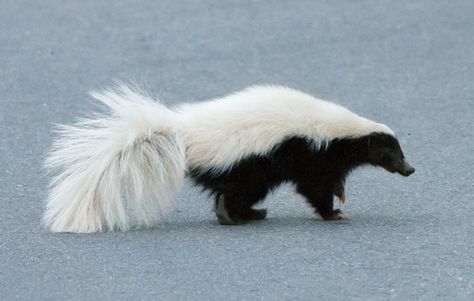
[214,193,267,225]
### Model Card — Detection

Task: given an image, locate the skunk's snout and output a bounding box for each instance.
[398,159,415,177]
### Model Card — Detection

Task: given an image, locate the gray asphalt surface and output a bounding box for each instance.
[1,1,473,300]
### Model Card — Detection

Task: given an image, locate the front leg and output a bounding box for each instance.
[296,182,349,220]
[334,179,346,204]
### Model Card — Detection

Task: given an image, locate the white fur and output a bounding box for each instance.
[44,84,393,232]
[44,85,185,232]
[177,85,393,173]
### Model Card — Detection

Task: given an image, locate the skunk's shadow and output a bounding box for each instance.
[140,212,427,235]
[52,213,429,238]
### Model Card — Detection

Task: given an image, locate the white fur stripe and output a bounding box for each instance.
[176,85,393,172]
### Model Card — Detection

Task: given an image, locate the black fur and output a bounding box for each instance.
[189,133,413,224]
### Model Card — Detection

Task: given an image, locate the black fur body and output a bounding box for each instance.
[189,133,414,224]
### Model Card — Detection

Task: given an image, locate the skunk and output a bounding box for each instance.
[44,85,415,232]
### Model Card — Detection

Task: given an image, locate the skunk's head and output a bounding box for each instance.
[368,133,415,177]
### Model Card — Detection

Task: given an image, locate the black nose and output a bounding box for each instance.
[401,160,415,176]
[404,166,415,176]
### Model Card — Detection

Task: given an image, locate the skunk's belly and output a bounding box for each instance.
[187,134,372,201]
[188,136,322,196]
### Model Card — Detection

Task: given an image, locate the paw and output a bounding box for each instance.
[337,195,346,204]
[215,208,267,225]
[248,208,267,220]
[214,195,267,225]
[321,209,350,221]
[214,196,247,225]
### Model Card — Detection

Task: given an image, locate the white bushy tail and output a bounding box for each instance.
[44,84,186,233]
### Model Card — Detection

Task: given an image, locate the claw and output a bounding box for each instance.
[335,210,350,220]
[321,209,350,220]
[334,180,346,204]
[338,195,346,204]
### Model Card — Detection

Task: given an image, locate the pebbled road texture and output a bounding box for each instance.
[1,1,473,300]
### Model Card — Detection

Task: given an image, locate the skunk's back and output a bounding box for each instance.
[177,85,393,172]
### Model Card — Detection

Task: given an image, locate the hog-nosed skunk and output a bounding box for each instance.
[44,85,415,233]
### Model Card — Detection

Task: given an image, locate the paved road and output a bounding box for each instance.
[1,1,473,300]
